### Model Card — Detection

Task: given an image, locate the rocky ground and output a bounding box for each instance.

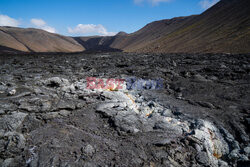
[0,53,249,167]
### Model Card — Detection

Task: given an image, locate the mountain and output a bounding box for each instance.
[110,16,197,52]
[0,0,249,54]
[73,35,120,52]
[72,0,250,54]
[73,16,195,52]
[137,0,250,53]
[0,27,85,53]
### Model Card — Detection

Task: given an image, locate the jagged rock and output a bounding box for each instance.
[0,132,26,156]
[243,146,250,155]
[196,151,210,165]
[153,120,183,135]
[238,154,249,161]
[210,76,218,81]
[194,143,202,152]
[82,144,95,157]
[0,102,17,112]
[43,77,70,88]
[0,112,28,132]
[192,120,231,166]
[114,111,141,133]
[33,88,42,95]
[220,64,227,69]
[193,74,210,82]
[0,109,4,115]
[83,162,98,167]
[58,110,71,117]
[228,149,240,160]
[1,158,14,167]
[61,84,75,93]
[197,101,215,109]
[19,98,52,112]
[7,89,16,96]
[96,103,119,117]
[154,139,172,146]
[55,100,76,111]
[218,160,228,167]
[172,60,177,67]
[40,112,59,120]
[33,111,70,121]
[0,84,7,92]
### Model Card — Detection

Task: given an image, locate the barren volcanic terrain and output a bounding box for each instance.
[0,53,249,166]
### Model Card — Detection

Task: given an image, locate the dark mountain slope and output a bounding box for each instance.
[74,16,195,52]
[109,16,196,52]
[138,0,250,53]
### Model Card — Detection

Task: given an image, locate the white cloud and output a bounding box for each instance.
[30,18,46,27]
[68,24,117,36]
[30,18,56,33]
[40,26,56,33]
[199,0,219,10]
[0,14,20,27]
[134,0,172,6]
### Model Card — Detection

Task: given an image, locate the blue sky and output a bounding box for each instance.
[0,0,219,36]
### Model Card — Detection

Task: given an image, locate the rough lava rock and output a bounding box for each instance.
[0,53,249,166]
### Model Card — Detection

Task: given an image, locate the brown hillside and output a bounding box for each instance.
[0,27,85,53]
[138,0,250,53]
[110,16,196,52]
[74,16,195,52]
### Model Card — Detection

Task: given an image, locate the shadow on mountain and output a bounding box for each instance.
[0,45,25,54]
[74,37,123,53]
